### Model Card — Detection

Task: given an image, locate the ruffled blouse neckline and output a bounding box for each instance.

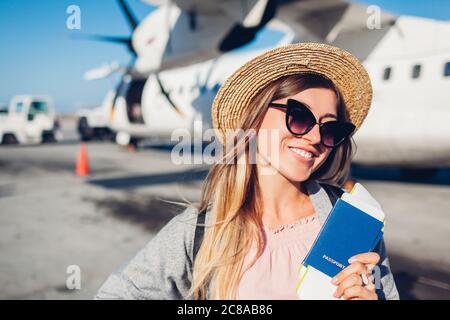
[262,214,317,234]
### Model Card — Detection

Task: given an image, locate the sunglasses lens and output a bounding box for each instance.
[287,102,315,135]
[282,100,355,148]
[321,121,355,147]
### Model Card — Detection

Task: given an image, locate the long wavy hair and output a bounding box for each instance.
[188,73,356,299]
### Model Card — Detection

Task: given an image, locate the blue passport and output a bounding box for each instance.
[303,198,384,277]
[296,183,385,299]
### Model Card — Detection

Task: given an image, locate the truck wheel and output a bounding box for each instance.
[42,131,56,143]
[77,117,93,141]
[104,128,116,141]
[1,134,18,145]
[108,130,117,142]
[95,128,114,141]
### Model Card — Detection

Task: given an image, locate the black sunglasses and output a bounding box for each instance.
[269,99,355,148]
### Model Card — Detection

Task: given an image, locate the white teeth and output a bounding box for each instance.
[289,147,313,159]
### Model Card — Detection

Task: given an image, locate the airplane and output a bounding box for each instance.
[76,0,450,176]
[77,0,293,144]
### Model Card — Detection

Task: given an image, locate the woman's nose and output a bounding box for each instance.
[301,123,321,145]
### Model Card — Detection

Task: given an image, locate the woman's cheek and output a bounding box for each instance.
[313,151,330,171]
[256,129,282,164]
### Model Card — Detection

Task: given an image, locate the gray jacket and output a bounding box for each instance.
[95,180,400,300]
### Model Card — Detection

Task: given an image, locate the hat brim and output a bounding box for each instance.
[212,42,372,143]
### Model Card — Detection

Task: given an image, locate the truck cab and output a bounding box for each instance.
[0,95,58,144]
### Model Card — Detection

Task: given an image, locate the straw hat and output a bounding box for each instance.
[211,42,372,143]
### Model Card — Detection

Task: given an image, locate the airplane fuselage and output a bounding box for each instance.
[110,14,450,168]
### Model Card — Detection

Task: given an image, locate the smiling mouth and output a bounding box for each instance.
[288,146,316,159]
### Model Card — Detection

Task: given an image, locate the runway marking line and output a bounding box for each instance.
[417,276,450,291]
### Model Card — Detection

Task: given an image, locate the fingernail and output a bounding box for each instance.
[348,257,356,263]
[331,277,338,284]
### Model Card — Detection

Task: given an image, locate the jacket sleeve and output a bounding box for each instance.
[94,206,199,300]
[373,238,400,300]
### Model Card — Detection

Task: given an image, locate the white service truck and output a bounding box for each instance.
[0,95,59,145]
[76,90,115,141]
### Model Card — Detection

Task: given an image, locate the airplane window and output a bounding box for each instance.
[412,64,421,79]
[444,62,450,77]
[383,67,392,80]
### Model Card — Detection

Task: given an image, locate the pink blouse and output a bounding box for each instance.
[236,214,322,300]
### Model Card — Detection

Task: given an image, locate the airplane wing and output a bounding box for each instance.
[142,0,276,31]
[275,0,398,60]
[135,0,398,73]
[134,0,285,72]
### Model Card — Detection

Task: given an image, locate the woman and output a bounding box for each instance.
[95,43,399,300]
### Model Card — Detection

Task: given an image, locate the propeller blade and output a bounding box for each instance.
[110,55,137,114]
[116,0,139,31]
[84,62,122,81]
[71,33,131,44]
[70,34,135,55]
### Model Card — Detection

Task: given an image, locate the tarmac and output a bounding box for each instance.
[0,119,449,300]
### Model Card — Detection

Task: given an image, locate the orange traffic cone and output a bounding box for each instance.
[76,143,90,176]
[343,179,356,192]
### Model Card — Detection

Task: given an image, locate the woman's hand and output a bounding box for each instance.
[331,252,380,300]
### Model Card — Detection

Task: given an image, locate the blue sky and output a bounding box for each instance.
[0,0,449,113]
[0,0,153,112]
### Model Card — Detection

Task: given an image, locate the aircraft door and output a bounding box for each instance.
[125,78,147,124]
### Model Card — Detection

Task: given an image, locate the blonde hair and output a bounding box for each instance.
[188,73,356,299]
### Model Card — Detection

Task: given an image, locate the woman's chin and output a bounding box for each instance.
[278,165,312,183]
[279,149,326,182]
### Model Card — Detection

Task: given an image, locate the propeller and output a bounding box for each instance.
[116,0,139,31]
[72,0,183,117]
[84,61,122,81]
[70,34,134,55]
